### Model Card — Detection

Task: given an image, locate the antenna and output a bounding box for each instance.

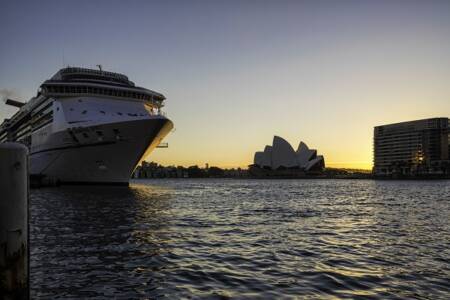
[62,48,65,67]
[96,64,103,71]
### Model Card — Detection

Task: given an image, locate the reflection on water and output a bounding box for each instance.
[30,179,450,299]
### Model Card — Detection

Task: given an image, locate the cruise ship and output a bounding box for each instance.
[0,67,173,185]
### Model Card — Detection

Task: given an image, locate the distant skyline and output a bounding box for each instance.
[1,0,450,169]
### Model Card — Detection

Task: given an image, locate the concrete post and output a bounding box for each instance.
[0,143,29,300]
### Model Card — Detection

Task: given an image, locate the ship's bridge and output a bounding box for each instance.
[52,67,133,86]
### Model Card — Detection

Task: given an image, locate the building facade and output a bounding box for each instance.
[373,118,450,177]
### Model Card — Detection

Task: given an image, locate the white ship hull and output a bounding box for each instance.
[29,95,173,185]
[30,118,172,184]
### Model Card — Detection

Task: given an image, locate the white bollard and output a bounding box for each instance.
[0,142,29,299]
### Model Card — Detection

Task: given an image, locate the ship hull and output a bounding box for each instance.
[29,117,173,185]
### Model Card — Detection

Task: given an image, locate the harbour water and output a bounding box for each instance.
[30,179,450,299]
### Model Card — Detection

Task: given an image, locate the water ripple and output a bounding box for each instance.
[30,179,450,299]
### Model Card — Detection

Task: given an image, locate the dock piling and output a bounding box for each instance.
[0,143,29,300]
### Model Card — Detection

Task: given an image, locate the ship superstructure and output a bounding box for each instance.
[0,67,173,184]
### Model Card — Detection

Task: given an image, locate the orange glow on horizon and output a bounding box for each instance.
[145,156,374,170]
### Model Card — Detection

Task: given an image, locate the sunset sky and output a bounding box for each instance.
[1,0,450,169]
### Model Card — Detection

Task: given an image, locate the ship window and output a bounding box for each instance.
[82,132,89,138]
[82,110,87,114]
[113,129,120,134]
[57,107,59,111]
[100,110,105,114]
[96,131,103,137]
[70,108,74,111]
[117,112,123,115]
[78,99,83,102]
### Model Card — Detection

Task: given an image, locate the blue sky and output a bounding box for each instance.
[1,0,450,168]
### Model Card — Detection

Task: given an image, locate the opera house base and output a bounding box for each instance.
[248,165,324,179]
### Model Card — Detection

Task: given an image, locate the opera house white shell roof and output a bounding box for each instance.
[253,136,325,171]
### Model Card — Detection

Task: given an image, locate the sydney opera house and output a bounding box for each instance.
[249,136,325,177]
